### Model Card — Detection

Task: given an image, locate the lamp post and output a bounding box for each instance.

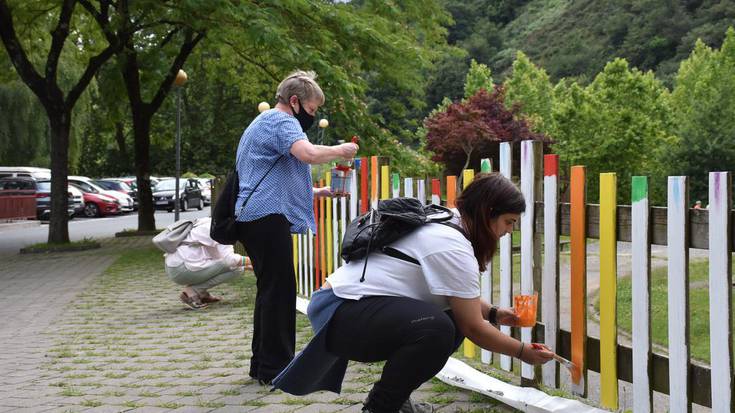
[174,69,187,221]
[318,118,328,145]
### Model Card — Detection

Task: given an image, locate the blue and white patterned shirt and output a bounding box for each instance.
[234,109,315,234]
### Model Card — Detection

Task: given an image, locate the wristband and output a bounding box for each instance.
[516,342,525,359]
[488,306,499,325]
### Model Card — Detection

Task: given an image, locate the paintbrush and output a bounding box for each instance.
[531,343,582,384]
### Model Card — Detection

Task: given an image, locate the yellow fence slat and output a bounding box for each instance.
[599,173,618,409]
[381,165,390,200]
[462,169,476,359]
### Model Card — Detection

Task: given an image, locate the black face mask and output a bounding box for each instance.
[293,99,315,132]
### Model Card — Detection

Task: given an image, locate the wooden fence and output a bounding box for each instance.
[0,191,36,220]
[287,140,731,412]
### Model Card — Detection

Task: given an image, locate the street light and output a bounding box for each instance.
[318,118,328,145]
[258,101,270,112]
[174,69,187,222]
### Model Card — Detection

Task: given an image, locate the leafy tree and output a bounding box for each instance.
[550,58,675,204]
[503,51,553,134]
[77,0,207,231]
[0,80,49,167]
[0,0,128,243]
[463,59,493,98]
[424,86,546,179]
[425,52,470,110]
[669,28,735,203]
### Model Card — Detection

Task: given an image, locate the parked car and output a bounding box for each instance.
[152,178,203,212]
[111,177,138,190]
[95,179,138,210]
[67,185,86,215]
[0,166,51,180]
[196,178,212,205]
[68,176,135,212]
[0,177,78,220]
[69,183,121,217]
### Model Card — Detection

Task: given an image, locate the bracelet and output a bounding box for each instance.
[488,306,499,325]
[516,342,525,359]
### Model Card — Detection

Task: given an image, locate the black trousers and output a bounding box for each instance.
[326,296,464,413]
[237,214,296,381]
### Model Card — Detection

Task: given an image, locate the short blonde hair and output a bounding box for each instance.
[275,70,325,106]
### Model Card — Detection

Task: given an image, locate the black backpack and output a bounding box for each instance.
[210,170,240,245]
[210,156,283,245]
[341,197,468,281]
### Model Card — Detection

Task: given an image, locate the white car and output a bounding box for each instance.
[197,178,212,205]
[68,176,135,212]
[67,184,85,215]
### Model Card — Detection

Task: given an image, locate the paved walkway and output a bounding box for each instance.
[0,237,515,413]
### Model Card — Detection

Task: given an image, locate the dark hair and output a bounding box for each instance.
[455,172,526,271]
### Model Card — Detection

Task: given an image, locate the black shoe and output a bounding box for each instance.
[362,398,433,413]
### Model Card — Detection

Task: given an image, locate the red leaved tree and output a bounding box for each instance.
[425,86,548,177]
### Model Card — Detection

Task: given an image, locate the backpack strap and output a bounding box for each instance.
[236,154,284,217]
[378,221,469,266]
[381,246,420,265]
[438,221,469,240]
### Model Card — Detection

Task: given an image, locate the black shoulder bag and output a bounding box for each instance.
[210,155,283,245]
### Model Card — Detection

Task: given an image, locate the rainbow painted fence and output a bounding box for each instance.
[219,140,731,411]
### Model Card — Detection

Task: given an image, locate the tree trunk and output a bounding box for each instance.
[114,121,127,161]
[458,147,473,188]
[132,113,156,231]
[47,108,71,244]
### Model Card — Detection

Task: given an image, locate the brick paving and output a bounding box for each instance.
[0,236,516,413]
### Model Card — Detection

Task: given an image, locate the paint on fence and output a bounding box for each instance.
[361,157,369,214]
[326,172,333,275]
[599,173,618,409]
[708,171,733,413]
[520,140,536,380]
[371,156,378,209]
[404,178,413,199]
[381,166,390,200]
[417,179,426,206]
[570,165,587,396]
[499,142,513,372]
[431,179,441,205]
[446,176,457,208]
[462,169,476,360]
[631,176,652,413]
[667,176,690,413]
[480,158,493,365]
[542,154,560,387]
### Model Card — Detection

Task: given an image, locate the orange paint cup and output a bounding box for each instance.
[514,292,538,327]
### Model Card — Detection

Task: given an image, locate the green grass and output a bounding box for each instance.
[157,402,183,409]
[24,237,99,251]
[599,258,735,363]
[80,399,102,407]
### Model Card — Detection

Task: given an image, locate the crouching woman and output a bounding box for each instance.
[272,173,553,413]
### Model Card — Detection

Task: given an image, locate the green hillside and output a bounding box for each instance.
[444,0,735,84]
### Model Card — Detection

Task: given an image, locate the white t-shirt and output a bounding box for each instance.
[164,217,244,271]
[327,212,480,309]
